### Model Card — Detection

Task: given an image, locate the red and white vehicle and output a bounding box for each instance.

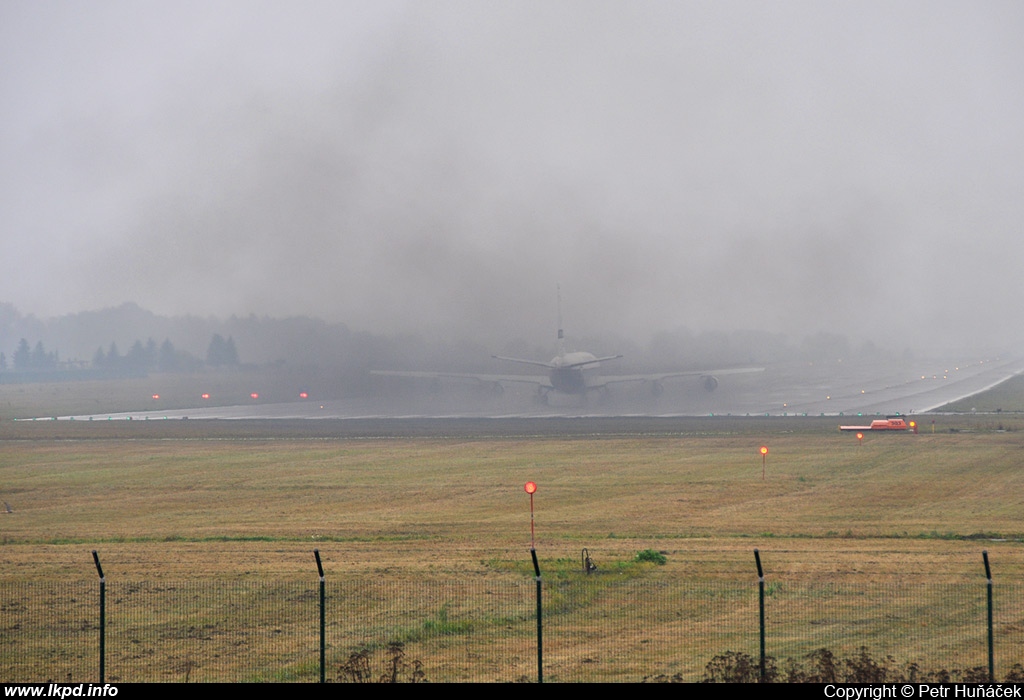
[840,417,917,433]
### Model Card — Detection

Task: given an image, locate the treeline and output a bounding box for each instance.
[1,339,64,372]
[91,334,240,372]
[92,337,200,373]
[2,334,240,378]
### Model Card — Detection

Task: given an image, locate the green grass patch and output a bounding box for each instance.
[635,548,667,565]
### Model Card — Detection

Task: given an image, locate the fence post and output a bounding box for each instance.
[314,549,325,684]
[531,547,542,684]
[754,548,765,683]
[91,551,105,684]
[983,550,994,682]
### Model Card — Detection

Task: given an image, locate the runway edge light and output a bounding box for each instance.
[524,481,538,550]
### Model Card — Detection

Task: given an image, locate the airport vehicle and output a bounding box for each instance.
[839,417,917,432]
[371,289,763,404]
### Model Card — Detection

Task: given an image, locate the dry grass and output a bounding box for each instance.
[3,408,1024,680]
[3,429,1024,579]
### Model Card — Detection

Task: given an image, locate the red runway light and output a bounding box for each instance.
[299,392,309,399]
[759,446,768,455]
[524,481,537,494]
[250,393,259,400]
[201,393,210,400]
[151,394,160,400]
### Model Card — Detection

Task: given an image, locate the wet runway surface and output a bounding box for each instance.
[46,353,1024,423]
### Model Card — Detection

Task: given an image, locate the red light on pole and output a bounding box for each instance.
[856,432,864,445]
[524,482,538,548]
[759,446,768,481]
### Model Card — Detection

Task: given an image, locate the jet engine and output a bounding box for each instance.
[702,375,719,392]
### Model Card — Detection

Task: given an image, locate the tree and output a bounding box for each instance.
[32,341,47,368]
[126,340,148,371]
[32,341,56,370]
[106,342,121,368]
[206,334,226,367]
[223,336,239,365]
[158,339,178,372]
[13,339,30,370]
[206,334,239,367]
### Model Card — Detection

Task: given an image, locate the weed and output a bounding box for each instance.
[843,646,893,682]
[701,651,777,682]
[702,647,1011,683]
[634,549,667,565]
[783,648,837,683]
[338,642,427,683]
[339,649,371,682]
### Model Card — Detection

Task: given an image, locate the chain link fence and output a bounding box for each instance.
[2,576,1022,682]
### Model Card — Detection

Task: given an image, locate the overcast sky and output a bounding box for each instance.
[2,1,1022,352]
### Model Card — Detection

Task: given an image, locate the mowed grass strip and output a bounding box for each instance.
[2,429,1023,580]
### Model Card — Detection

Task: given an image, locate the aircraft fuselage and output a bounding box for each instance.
[548,351,602,394]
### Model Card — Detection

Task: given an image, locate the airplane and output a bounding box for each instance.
[370,288,764,404]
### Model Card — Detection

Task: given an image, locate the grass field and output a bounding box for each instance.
[939,373,1024,414]
[4,421,1024,577]
[0,368,335,421]
[2,376,1024,680]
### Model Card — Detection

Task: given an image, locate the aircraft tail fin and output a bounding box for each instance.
[556,283,565,356]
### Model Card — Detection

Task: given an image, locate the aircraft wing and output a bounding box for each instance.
[371,365,764,396]
[370,370,553,389]
[490,356,554,369]
[581,366,765,394]
[491,354,624,370]
[598,366,765,385]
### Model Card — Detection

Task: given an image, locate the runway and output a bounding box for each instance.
[43,353,1024,423]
